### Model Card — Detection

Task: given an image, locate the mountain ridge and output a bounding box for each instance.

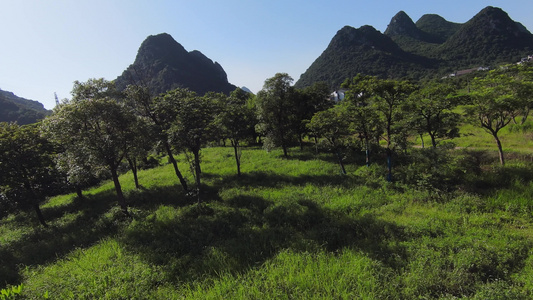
[295,6,533,89]
[0,89,51,125]
[115,33,236,96]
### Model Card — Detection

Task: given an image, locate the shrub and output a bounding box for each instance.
[396,147,463,195]
[0,284,23,300]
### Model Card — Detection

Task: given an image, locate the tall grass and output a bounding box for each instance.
[0,145,533,298]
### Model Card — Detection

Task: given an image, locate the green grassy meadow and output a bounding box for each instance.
[2,138,533,298]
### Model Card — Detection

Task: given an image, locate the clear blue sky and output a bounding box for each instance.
[1,0,531,109]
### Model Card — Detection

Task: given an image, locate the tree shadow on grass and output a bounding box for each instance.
[460,163,533,196]
[118,193,409,286]
[0,190,119,287]
[283,146,371,166]
[204,171,354,191]
[126,184,193,211]
[0,183,196,288]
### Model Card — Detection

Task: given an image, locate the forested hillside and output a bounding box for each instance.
[0,89,50,124]
[296,6,533,89]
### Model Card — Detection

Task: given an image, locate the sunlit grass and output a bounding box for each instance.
[22,239,165,299]
[452,120,533,154]
[1,145,533,298]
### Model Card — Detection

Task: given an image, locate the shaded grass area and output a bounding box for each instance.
[1,146,533,299]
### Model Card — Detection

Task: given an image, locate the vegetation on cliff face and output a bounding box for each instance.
[296,6,533,90]
[115,33,236,96]
[0,89,50,125]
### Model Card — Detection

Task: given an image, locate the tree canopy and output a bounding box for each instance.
[0,123,60,226]
[256,73,298,157]
[44,79,138,215]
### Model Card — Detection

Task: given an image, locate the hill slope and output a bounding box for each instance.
[116,33,236,95]
[415,14,462,43]
[0,89,50,124]
[295,25,436,89]
[295,6,533,89]
[437,6,533,66]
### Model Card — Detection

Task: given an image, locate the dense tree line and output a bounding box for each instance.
[1,64,532,226]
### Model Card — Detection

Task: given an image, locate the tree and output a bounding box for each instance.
[307,105,351,174]
[407,82,460,148]
[342,75,383,166]
[343,75,415,180]
[217,88,257,176]
[124,116,153,189]
[0,123,60,226]
[256,73,297,157]
[124,85,189,192]
[465,71,522,166]
[294,82,333,150]
[370,79,415,181]
[44,79,138,215]
[502,64,533,125]
[168,89,218,203]
[55,146,97,199]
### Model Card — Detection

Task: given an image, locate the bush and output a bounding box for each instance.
[396,147,464,195]
[354,164,388,189]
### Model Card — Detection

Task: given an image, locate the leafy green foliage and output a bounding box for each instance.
[307,105,351,174]
[216,88,257,176]
[0,284,23,300]
[43,79,139,214]
[0,123,61,226]
[464,69,526,165]
[256,73,299,157]
[168,89,219,202]
[124,84,189,192]
[342,75,416,180]
[407,81,461,147]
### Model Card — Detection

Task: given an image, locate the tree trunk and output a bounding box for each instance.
[335,149,347,175]
[232,140,241,177]
[75,185,83,199]
[110,166,129,216]
[24,180,47,227]
[521,109,530,125]
[282,144,288,158]
[365,138,370,167]
[163,141,188,192]
[193,149,202,204]
[314,136,319,154]
[419,134,425,148]
[386,119,393,182]
[493,133,505,166]
[429,133,437,148]
[127,157,140,189]
[386,148,393,182]
[33,200,47,227]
